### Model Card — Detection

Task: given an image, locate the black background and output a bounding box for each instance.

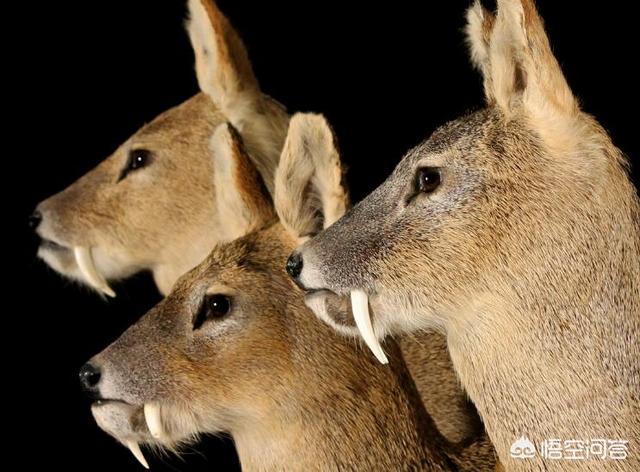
[12,1,638,470]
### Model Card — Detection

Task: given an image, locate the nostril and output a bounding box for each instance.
[79,363,102,394]
[28,210,42,230]
[286,252,303,280]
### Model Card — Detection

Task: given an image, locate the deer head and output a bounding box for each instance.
[32,0,288,296]
[80,116,479,470]
[290,0,639,464]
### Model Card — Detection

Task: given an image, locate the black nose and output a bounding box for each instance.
[28,210,42,230]
[286,252,303,280]
[79,363,102,395]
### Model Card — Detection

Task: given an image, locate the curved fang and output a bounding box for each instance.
[126,441,149,469]
[144,403,165,441]
[350,289,388,364]
[74,246,116,297]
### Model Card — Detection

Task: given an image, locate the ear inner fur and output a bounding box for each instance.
[489,0,578,126]
[465,1,496,103]
[211,122,275,241]
[274,113,349,240]
[187,0,260,112]
[294,0,639,469]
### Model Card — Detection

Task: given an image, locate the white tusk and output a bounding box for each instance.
[144,403,165,441]
[74,246,116,297]
[126,441,149,469]
[350,289,388,364]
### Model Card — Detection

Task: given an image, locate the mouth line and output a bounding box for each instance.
[93,399,133,408]
[304,287,337,297]
[90,400,152,469]
[303,285,356,299]
[305,287,388,364]
[39,238,68,252]
[304,287,372,298]
[303,288,349,306]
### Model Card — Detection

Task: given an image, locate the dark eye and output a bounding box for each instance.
[129,149,150,170]
[416,167,441,194]
[118,149,152,181]
[193,294,232,330]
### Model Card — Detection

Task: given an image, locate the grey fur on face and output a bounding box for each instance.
[294,1,640,469]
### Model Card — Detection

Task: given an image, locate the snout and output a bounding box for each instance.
[285,246,329,292]
[33,199,120,296]
[81,333,199,463]
[286,234,390,364]
[28,209,42,231]
[32,201,74,256]
[286,247,360,335]
[79,362,102,398]
[286,252,304,286]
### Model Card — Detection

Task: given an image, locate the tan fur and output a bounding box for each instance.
[276,116,483,443]
[400,334,484,444]
[274,114,350,241]
[211,123,276,241]
[34,0,482,448]
[469,0,580,154]
[86,119,497,471]
[187,0,286,189]
[188,0,259,111]
[465,1,495,101]
[34,0,288,295]
[296,1,640,470]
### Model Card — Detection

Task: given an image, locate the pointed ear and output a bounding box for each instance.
[187,0,260,115]
[274,113,349,241]
[210,123,275,241]
[466,0,578,127]
[465,1,495,101]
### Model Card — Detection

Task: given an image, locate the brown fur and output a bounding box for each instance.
[401,334,484,444]
[34,0,288,295]
[34,0,482,447]
[86,118,497,471]
[295,1,640,470]
[212,122,276,241]
[274,114,350,240]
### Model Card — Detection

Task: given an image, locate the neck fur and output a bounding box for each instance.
[447,265,639,468]
[445,147,640,467]
[232,340,456,471]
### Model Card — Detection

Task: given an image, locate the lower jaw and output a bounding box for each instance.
[38,244,118,297]
[305,288,389,364]
[91,401,152,468]
[91,400,145,439]
[91,401,176,444]
[40,238,67,252]
[37,245,76,275]
[302,290,363,343]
